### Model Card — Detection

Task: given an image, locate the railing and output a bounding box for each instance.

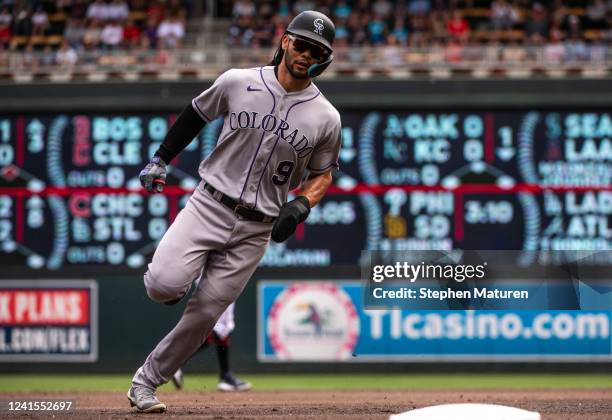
[1,44,611,80]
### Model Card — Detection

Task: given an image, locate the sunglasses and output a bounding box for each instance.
[287,35,328,61]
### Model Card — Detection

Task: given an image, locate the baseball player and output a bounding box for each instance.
[127,10,340,413]
[171,303,252,392]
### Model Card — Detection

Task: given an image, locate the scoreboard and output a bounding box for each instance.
[0,110,610,271]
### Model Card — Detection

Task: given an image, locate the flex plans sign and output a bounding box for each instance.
[0,280,98,362]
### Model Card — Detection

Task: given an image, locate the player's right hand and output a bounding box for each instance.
[139,156,167,193]
[271,196,310,242]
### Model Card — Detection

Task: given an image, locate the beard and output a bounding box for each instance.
[284,53,310,79]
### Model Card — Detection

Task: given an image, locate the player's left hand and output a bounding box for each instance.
[139,156,167,193]
[271,196,310,242]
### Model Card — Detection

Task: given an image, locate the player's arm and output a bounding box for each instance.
[139,104,206,193]
[140,69,231,193]
[155,104,206,164]
[299,170,332,208]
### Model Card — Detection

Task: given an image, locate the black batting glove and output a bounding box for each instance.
[271,196,310,243]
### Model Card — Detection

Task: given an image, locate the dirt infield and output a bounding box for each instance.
[2,390,611,419]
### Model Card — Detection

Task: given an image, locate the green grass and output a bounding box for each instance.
[0,373,611,393]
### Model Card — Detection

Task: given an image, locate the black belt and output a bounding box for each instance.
[204,183,276,223]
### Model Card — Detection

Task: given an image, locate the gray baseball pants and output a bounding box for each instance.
[132,181,272,389]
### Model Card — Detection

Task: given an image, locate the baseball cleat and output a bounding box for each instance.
[127,386,167,413]
[217,372,252,392]
[171,369,184,390]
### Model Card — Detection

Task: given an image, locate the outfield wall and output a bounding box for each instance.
[0,78,610,111]
[0,77,610,372]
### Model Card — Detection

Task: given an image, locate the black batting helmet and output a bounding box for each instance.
[270,10,335,77]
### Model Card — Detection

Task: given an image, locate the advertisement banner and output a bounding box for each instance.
[0,280,98,362]
[258,281,611,362]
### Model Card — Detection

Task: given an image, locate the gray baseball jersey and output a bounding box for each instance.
[192,65,342,216]
[132,66,341,392]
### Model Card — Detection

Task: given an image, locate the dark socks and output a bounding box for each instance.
[216,344,230,377]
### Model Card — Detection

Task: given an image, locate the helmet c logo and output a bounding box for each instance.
[313,18,324,35]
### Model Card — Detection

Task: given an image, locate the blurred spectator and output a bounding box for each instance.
[228,15,253,47]
[130,0,147,11]
[83,21,102,48]
[0,44,7,69]
[408,0,431,17]
[147,0,166,26]
[56,40,78,67]
[271,14,287,42]
[258,0,274,20]
[444,39,464,63]
[525,3,548,41]
[586,0,608,29]
[484,38,502,63]
[293,0,315,15]
[106,0,130,22]
[251,16,274,47]
[502,40,527,63]
[21,42,38,70]
[278,0,290,18]
[430,10,448,40]
[393,0,408,17]
[447,10,470,41]
[31,5,49,36]
[0,6,11,48]
[382,34,404,66]
[409,14,428,41]
[56,0,74,14]
[390,16,409,45]
[134,34,152,57]
[315,0,334,16]
[168,0,187,21]
[2,0,14,12]
[544,28,565,64]
[490,0,520,30]
[70,0,89,20]
[334,17,350,42]
[86,0,109,23]
[143,16,159,49]
[39,47,52,68]
[334,0,351,19]
[100,19,123,50]
[122,17,141,48]
[354,0,370,14]
[565,32,589,62]
[566,14,582,39]
[372,0,393,19]
[0,0,608,74]
[346,10,361,39]
[13,7,32,37]
[551,0,569,32]
[64,18,88,48]
[233,0,256,18]
[157,13,185,48]
[367,13,387,45]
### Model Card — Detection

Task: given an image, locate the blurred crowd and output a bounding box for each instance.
[0,0,610,73]
[0,0,191,68]
[226,0,612,59]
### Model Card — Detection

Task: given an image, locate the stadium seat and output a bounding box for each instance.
[9,36,29,50]
[46,35,64,48]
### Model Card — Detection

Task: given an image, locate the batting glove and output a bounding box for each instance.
[139,156,167,193]
[271,196,310,243]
